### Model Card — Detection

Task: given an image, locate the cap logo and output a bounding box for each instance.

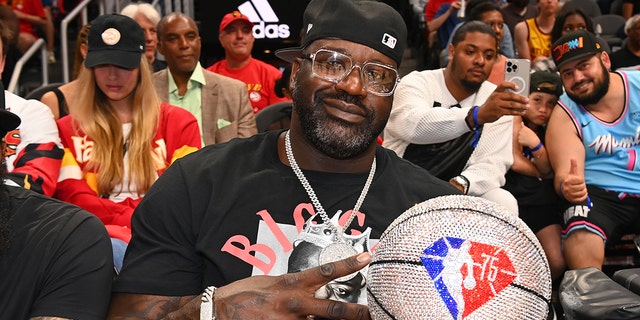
[306,23,313,33]
[102,28,121,46]
[382,33,397,49]
[535,86,559,96]
[553,36,584,62]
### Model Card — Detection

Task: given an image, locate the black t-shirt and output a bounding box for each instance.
[610,47,640,71]
[0,186,113,319]
[114,130,460,297]
[501,4,538,36]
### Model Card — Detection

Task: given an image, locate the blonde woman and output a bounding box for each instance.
[54,14,201,230]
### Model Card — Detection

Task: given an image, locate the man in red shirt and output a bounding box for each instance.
[425,0,456,21]
[206,11,289,113]
[0,0,46,54]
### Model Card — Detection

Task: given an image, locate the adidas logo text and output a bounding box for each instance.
[238,0,291,39]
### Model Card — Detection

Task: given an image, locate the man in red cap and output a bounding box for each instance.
[206,11,289,113]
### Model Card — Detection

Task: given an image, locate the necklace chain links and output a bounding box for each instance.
[284,130,376,241]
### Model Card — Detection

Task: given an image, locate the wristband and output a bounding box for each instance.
[559,181,564,198]
[472,106,480,129]
[530,142,543,152]
[201,286,216,320]
[467,106,482,148]
[465,106,481,130]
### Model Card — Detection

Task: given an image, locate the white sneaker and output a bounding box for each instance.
[47,51,56,64]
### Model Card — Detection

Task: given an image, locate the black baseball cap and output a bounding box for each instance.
[552,30,603,68]
[0,109,20,137]
[275,0,407,66]
[85,14,145,69]
[530,71,563,97]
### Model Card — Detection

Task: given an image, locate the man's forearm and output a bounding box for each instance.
[14,11,46,26]
[164,297,201,320]
[108,294,200,320]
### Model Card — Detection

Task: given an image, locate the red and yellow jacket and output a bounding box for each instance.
[55,103,201,228]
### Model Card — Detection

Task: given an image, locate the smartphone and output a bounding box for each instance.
[504,59,531,97]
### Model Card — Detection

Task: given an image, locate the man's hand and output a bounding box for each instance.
[449,0,462,13]
[449,181,465,193]
[214,252,372,320]
[560,159,588,203]
[108,253,372,319]
[476,82,529,125]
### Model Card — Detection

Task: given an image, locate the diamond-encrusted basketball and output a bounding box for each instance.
[367,195,551,320]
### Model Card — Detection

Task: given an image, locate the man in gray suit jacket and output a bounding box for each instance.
[154,12,257,145]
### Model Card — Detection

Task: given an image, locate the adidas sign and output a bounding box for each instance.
[238,0,291,39]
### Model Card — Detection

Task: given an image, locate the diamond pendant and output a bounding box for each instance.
[320,241,359,282]
[320,241,358,264]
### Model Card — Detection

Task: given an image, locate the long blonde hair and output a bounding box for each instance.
[73,56,161,196]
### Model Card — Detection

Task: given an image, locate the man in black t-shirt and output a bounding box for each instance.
[0,102,113,319]
[501,0,538,37]
[109,0,460,319]
[610,15,640,70]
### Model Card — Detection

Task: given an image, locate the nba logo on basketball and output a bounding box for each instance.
[420,237,517,320]
[367,195,551,320]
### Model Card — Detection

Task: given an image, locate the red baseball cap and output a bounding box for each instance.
[219,11,253,32]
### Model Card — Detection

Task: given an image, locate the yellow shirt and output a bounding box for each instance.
[525,18,551,60]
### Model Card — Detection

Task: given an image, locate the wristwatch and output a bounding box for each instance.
[451,175,470,195]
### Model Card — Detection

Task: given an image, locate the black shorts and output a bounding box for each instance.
[519,204,563,234]
[562,185,640,244]
[504,171,565,234]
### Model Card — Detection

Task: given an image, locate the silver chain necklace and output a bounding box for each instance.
[284,130,376,243]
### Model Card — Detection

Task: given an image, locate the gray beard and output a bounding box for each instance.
[291,82,381,160]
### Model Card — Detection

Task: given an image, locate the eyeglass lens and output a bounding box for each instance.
[310,49,398,96]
